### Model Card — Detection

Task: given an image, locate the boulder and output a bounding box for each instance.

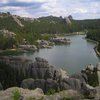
[81,84,96,99]
[87,64,95,71]
[0,87,44,100]
[45,79,58,92]
[31,57,68,80]
[21,78,59,93]
[70,73,88,83]
[0,82,3,90]
[32,79,46,91]
[21,78,45,91]
[60,78,82,91]
[21,78,35,90]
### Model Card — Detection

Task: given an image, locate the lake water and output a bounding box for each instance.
[22,35,100,75]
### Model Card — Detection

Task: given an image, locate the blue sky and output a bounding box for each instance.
[0,0,100,19]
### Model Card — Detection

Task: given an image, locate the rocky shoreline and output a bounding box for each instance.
[84,37,100,57]
[19,37,71,52]
[0,56,100,100]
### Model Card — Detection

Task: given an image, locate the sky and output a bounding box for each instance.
[0,0,100,19]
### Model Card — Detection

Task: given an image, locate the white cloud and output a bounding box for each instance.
[17,0,49,3]
[74,8,88,14]
[1,0,8,4]
[40,0,68,17]
[0,6,21,11]
[0,6,32,17]
[14,9,32,17]
[0,0,100,19]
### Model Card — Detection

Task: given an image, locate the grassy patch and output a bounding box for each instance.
[11,89,21,100]
[0,49,23,56]
[46,88,56,96]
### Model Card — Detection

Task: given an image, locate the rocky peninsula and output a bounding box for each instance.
[0,56,100,100]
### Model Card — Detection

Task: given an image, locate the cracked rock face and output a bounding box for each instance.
[0,56,68,80]
[0,56,97,99]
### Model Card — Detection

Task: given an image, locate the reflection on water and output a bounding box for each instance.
[22,35,100,75]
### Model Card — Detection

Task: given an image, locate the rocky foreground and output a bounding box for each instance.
[0,56,100,100]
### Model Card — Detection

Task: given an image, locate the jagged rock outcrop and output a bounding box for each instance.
[64,17,71,24]
[12,15,24,27]
[68,15,73,20]
[0,56,98,99]
[0,56,68,80]
[21,17,34,23]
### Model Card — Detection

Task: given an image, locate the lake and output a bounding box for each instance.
[22,35,100,75]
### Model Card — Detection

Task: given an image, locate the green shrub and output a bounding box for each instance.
[11,89,21,100]
[86,70,99,87]
[46,88,56,96]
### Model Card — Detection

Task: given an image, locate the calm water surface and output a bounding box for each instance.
[22,35,100,75]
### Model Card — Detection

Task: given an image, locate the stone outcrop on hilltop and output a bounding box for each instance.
[21,17,35,23]
[12,15,24,27]
[68,15,73,20]
[64,17,71,24]
[0,12,24,27]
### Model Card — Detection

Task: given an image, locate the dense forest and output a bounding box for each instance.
[87,29,100,52]
[0,12,100,52]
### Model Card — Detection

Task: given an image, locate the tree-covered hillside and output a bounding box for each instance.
[87,29,100,53]
[0,12,100,52]
[0,12,100,34]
